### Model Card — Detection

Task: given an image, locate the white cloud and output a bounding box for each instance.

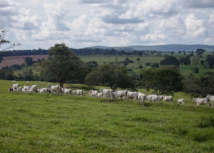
[1,0,214,50]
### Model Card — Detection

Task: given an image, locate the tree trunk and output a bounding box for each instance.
[60,80,63,87]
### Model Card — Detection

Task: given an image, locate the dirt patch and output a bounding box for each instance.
[101,99,119,103]
[0,55,49,69]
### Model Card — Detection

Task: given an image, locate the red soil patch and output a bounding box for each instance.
[0,55,49,69]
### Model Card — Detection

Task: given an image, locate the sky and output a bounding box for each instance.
[1,0,214,50]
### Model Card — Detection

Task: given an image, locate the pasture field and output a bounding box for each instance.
[5,52,214,77]
[0,80,214,152]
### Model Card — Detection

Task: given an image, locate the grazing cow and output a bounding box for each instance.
[96,92,103,98]
[39,88,49,94]
[126,91,138,100]
[29,85,37,93]
[64,88,72,95]
[177,98,185,104]
[12,83,19,92]
[138,92,146,105]
[12,80,16,83]
[99,88,114,99]
[157,95,164,101]
[22,86,30,93]
[206,94,214,108]
[18,87,22,92]
[114,90,127,99]
[47,84,60,94]
[89,90,98,97]
[193,98,209,107]
[163,96,173,102]
[147,95,158,102]
[75,89,85,96]
[8,88,13,92]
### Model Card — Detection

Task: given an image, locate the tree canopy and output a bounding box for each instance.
[41,43,83,87]
[25,57,33,66]
[160,56,180,67]
[85,64,135,90]
[141,67,183,95]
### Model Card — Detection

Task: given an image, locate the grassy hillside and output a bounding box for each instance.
[0,80,214,152]
[12,52,214,78]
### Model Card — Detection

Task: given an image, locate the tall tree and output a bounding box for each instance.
[141,67,183,95]
[41,43,83,87]
[195,49,206,57]
[25,57,33,66]
[85,64,135,90]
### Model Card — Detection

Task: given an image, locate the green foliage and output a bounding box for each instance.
[145,62,151,66]
[141,67,183,95]
[179,56,191,65]
[206,56,214,69]
[193,67,199,73]
[85,64,135,90]
[151,63,159,68]
[160,56,180,67]
[183,72,214,97]
[25,57,33,66]
[41,43,83,87]
[196,49,206,57]
[85,61,98,69]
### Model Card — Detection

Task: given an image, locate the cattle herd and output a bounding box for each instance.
[8,81,214,108]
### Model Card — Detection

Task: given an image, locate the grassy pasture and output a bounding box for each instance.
[0,80,214,152]
[11,52,214,77]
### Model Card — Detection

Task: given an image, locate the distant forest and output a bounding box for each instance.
[0,48,197,57]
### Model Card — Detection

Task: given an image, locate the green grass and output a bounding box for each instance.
[0,80,214,152]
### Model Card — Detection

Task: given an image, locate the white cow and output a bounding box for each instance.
[177,98,185,104]
[114,90,127,99]
[47,84,61,94]
[12,83,19,92]
[96,93,103,98]
[12,80,16,83]
[157,95,164,101]
[206,94,214,108]
[38,88,49,94]
[75,89,85,96]
[22,86,30,93]
[89,90,98,97]
[18,87,22,92]
[163,96,173,102]
[29,85,37,93]
[27,81,29,84]
[99,88,114,99]
[138,92,146,105]
[147,95,158,102]
[193,98,209,107]
[126,91,138,100]
[64,88,72,95]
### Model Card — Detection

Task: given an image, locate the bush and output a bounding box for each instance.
[193,68,199,73]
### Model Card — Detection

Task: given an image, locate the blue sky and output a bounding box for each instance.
[1,0,214,50]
